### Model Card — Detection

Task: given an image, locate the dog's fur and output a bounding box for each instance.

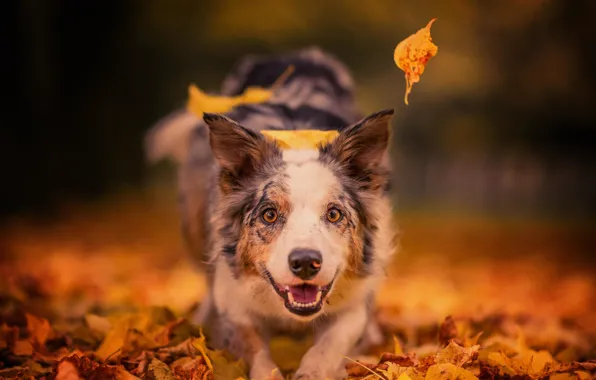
[146,48,397,379]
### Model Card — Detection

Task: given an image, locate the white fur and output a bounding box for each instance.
[267,150,344,287]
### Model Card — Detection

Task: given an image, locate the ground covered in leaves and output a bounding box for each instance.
[0,188,595,379]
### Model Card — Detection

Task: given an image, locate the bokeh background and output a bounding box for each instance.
[1,0,595,328]
[4,0,596,220]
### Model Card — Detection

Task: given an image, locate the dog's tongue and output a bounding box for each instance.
[289,284,318,303]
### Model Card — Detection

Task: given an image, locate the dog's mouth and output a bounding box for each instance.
[262,268,335,317]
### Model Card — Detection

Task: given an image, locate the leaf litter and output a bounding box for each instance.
[0,181,595,379]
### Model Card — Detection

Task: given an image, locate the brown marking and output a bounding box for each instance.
[233,180,291,277]
[319,109,393,193]
[203,113,282,194]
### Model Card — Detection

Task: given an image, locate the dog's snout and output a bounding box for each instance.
[288,249,322,280]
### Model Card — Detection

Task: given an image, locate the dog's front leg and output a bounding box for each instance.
[294,306,368,380]
[213,315,281,380]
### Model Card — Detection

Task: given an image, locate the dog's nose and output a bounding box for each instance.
[288,249,322,280]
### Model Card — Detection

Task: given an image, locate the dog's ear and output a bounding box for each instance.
[322,109,394,178]
[203,113,278,190]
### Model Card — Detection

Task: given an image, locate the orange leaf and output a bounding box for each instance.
[394,18,439,105]
[25,313,52,346]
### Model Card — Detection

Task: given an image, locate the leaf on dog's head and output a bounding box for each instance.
[261,130,339,150]
[394,18,438,105]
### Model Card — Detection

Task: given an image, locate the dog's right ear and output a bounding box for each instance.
[203,113,278,188]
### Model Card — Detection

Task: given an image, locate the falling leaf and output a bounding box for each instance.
[394,18,439,105]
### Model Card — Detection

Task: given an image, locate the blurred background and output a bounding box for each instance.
[0,2,595,364]
[3,0,596,220]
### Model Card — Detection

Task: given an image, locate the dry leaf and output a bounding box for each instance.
[394,335,404,355]
[55,360,81,380]
[425,363,478,380]
[13,339,34,356]
[148,358,177,380]
[25,313,51,346]
[394,18,438,105]
[435,341,480,367]
[439,316,458,347]
[187,65,293,118]
[261,130,339,150]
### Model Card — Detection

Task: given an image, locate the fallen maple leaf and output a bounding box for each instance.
[435,340,480,367]
[425,363,478,380]
[394,18,438,105]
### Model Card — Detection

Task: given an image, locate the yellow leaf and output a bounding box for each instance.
[394,18,439,105]
[95,317,130,361]
[425,363,478,380]
[393,335,404,355]
[487,352,519,377]
[260,130,339,150]
[380,364,425,380]
[186,65,294,118]
[435,340,480,367]
[191,331,214,373]
[520,349,555,376]
[96,308,177,361]
[25,313,52,346]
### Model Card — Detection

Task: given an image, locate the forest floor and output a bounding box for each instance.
[1,187,595,379]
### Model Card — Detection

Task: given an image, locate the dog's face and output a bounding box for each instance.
[204,110,393,319]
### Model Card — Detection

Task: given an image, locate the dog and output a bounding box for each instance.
[145,47,397,379]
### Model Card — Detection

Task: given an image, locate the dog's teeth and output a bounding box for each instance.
[288,292,295,304]
[315,290,322,303]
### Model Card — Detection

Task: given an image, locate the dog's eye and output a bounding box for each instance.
[326,208,342,223]
[262,208,278,224]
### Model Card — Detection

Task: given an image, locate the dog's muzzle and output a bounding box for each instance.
[261,265,336,317]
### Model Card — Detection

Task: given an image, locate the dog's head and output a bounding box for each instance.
[204,110,393,319]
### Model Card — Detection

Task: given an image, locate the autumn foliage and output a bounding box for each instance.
[394,19,439,105]
[0,193,595,379]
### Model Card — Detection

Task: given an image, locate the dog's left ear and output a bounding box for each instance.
[322,109,394,175]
